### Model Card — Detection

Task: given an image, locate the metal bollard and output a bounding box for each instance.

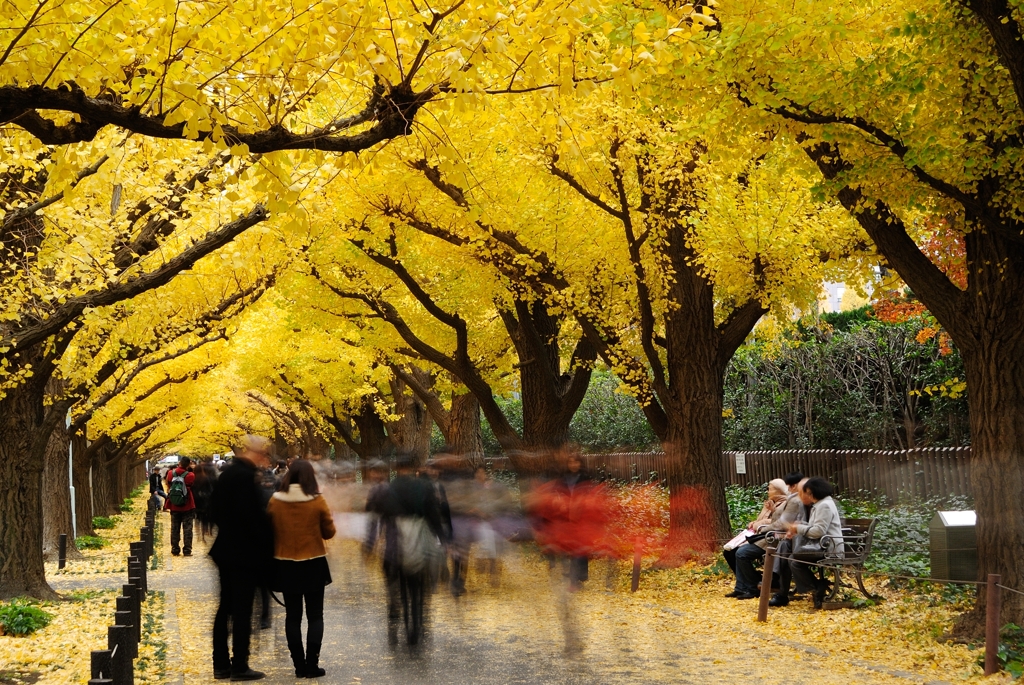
[985,573,1002,675]
[757,546,777,623]
[58,533,67,570]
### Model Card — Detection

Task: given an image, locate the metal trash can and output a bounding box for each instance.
[930,511,978,582]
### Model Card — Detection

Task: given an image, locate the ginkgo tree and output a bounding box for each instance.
[336,83,871,556]
[709,0,1024,631]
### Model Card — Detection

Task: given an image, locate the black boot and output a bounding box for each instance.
[304,659,325,679]
[769,593,789,607]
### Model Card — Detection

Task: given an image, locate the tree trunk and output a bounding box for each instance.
[387,378,433,464]
[657,352,732,565]
[445,392,484,458]
[42,415,84,561]
[72,432,95,537]
[950,233,1024,634]
[91,449,117,517]
[0,375,59,599]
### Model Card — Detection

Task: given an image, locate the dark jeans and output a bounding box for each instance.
[170,510,194,555]
[723,548,737,574]
[212,566,256,674]
[384,561,427,645]
[284,586,325,671]
[779,550,826,599]
[733,543,766,594]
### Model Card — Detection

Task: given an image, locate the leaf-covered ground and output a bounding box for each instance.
[164,537,994,684]
[0,489,166,684]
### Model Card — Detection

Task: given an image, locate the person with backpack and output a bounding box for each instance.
[164,457,197,556]
[266,460,336,678]
[365,454,444,647]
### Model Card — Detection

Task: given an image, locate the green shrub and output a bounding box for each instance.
[725,484,767,534]
[839,493,972,578]
[975,623,1024,679]
[76,535,106,550]
[0,600,53,636]
[92,516,117,529]
[118,497,134,512]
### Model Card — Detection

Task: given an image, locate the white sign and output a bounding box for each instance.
[735,453,747,475]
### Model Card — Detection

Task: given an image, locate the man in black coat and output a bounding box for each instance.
[367,454,444,647]
[209,436,275,681]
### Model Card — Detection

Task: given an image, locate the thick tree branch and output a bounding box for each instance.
[0,82,432,150]
[3,205,268,354]
[803,141,967,333]
[716,299,767,370]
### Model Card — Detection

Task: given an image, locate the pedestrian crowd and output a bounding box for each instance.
[148,438,609,681]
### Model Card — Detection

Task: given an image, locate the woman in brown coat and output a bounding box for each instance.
[267,460,336,678]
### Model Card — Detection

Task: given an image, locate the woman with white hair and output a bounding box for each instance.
[725,474,802,600]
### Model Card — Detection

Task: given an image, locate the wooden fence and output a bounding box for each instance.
[721,447,972,501]
[500,447,973,502]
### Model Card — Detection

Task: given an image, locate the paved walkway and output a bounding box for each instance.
[134,515,952,685]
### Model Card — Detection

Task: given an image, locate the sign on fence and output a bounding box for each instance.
[735,453,747,475]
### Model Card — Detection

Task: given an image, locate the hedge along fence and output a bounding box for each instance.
[484,447,973,502]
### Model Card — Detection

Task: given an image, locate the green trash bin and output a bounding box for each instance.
[930,511,977,582]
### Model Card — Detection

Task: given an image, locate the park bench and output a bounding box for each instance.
[819,517,879,601]
[765,517,878,601]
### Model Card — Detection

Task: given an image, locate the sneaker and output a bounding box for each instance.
[230,669,265,681]
[171,551,181,556]
[183,551,192,557]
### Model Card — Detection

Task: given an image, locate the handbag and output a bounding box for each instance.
[396,516,443,575]
[791,503,836,555]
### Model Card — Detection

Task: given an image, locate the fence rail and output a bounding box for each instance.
[487,447,973,501]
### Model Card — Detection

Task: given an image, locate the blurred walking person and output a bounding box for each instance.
[193,460,219,542]
[267,460,336,678]
[164,457,196,556]
[366,454,444,647]
[209,435,275,681]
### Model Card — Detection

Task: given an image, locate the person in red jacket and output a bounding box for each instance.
[165,456,197,556]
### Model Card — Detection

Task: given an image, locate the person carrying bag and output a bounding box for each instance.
[267,460,336,678]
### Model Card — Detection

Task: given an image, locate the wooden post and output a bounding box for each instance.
[631,539,642,592]
[985,573,1002,676]
[90,649,112,681]
[757,546,776,623]
[58,533,67,570]
[108,625,133,685]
